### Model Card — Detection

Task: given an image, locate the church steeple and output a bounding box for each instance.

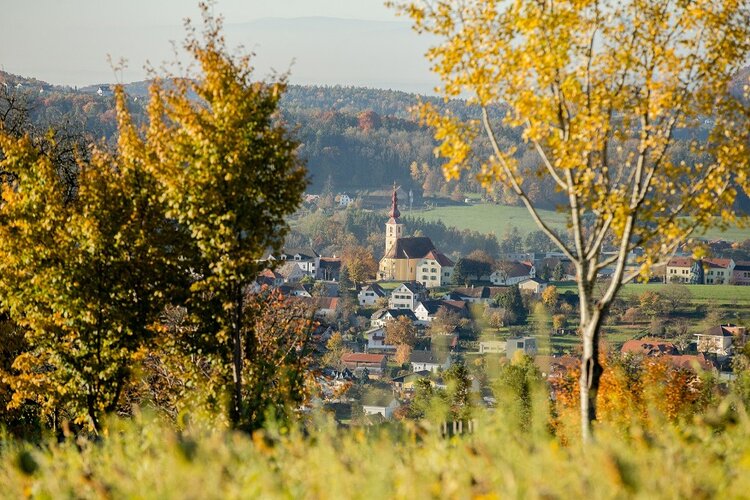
[385,183,404,256]
[389,183,401,220]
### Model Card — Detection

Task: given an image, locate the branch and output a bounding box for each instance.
[481,106,578,263]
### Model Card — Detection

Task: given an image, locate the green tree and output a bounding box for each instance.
[131,5,307,429]
[498,286,527,325]
[398,0,750,441]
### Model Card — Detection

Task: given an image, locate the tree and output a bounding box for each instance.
[498,286,527,325]
[0,101,185,430]
[322,332,350,370]
[525,230,556,253]
[452,258,471,286]
[661,284,693,315]
[541,285,559,311]
[398,0,750,442]
[499,226,523,254]
[428,307,464,336]
[385,316,418,349]
[341,244,378,286]
[130,5,307,429]
[638,291,665,319]
[552,314,568,332]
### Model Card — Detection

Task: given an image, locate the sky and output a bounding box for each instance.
[0,0,438,94]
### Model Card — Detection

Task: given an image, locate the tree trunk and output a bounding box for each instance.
[579,311,604,444]
[230,284,243,427]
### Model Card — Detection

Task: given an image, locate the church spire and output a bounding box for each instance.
[389,183,401,220]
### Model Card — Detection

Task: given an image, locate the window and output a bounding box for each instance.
[516,341,523,348]
[422,275,428,281]
[431,268,437,273]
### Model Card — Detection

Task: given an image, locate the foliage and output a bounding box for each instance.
[340,244,378,285]
[398,0,750,440]
[497,286,527,325]
[541,285,559,310]
[384,317,417,348]
[322,332,350,370]
[0,106,183,430]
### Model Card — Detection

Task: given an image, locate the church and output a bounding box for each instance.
[378,188,455,288]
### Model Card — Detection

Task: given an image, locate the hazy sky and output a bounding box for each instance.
[1,0,438,93]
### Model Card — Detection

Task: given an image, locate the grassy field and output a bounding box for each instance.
[411,203,750,241]
[554,281,750,305]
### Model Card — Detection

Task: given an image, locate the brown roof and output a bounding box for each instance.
[496,260,534,278]
[384,237,437,260]
[423,250,455,267]
[342,353,386,363]
[621,339,678,356]
[703,258,733,269]
[667,257,693,268]
[663,354,712,371]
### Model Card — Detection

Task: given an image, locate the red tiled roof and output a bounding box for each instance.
[663,354,712,371]
[667,257,693,268]
[703,258,733,269]
[342,353,386,363]
[424,250,455,267]
[621,339,678,356]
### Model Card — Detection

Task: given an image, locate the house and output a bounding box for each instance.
[277,261,307,283]
[410,349,452,373]
[666,257,735,285]
[341,353,387,375]
[703,258,735,285]
[266,247,320,277]
[479,340,506,354]
[416,250,455,288]
[666,257,696,283]
[363,327,396,351]
[256,268,284,288]
[388,282,428,310]
[490,261,535,286]
[621,339,679,357]
[506,337,538,358]
[361,389,400,419]
[317,257,342,281]
[414,300,470,325]
[450,286,507,304]
[695,325,743,357]
[732,261,750,285]
[518,277,549,295]
[279,283,313,298]
[370,308,418,328]
[335,192,354,207]
[358,283,387,307]
[392,370,433,392]
[378,187,454,287]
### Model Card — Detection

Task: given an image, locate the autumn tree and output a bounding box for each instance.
[341,244,378,286]
[0,98,185,430]
[128,5,307,428]
[541,285,559,311]
[398,0,750,442]
[428,307,464,336]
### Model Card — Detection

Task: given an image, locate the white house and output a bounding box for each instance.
[335,193,354,207]
[695,325,739,357]
[364,327,396,351]
[358,283,387,307]
[416,250,455,288]
[266,247,320,277]
[410,349,452,373]
[490,261,535,286]
[518,277,549,295]
[388,282,428,311]
[277,262,307,283]
[362,393,400,419]
[370,308,418,328]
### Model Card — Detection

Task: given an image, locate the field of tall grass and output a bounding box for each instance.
[3,401,750,499]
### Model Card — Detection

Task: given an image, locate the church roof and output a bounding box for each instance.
[384,237,437,260]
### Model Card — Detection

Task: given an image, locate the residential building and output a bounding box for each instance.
[449,286,507,304]
[490,261,535,286]
[317,257,342,281]
[621,339,679,357]
[518,277,549,295]
[277,261,307,283]
[479,340,506,354]
[358,283,387,307]
[410,349,452,373]
[732,261,750,285]
[695,325,742,357]
[363,327,396,351]
[335,192,354,207]
[505,336,538,358]
[413,299,468,325]
[362,390,400,419]
[341,353,387,375]
[265,247,320,277]
[370,308,418,328]
[388,282,428,310]
[703,258,735,285]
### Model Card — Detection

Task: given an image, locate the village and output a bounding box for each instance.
[256,188,750,424]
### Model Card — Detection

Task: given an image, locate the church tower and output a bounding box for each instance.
[385,186,404,255]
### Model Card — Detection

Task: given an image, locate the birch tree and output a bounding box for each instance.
[396,0,750,442]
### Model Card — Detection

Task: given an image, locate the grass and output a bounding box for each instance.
[3,409,750,498]
[411,203,750,242]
